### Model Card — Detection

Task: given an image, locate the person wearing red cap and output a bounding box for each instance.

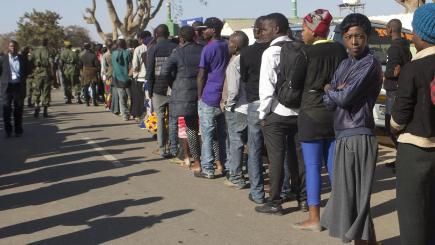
[290,9,348,232]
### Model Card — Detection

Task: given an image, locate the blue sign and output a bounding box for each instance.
[180,17,204,27]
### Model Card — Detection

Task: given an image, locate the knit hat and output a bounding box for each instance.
[412,3,435,44]
[303,9,333,38]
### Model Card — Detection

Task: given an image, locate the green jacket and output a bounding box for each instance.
[111,49,132,87]
[31,46,51,76]
[60,48,78,74]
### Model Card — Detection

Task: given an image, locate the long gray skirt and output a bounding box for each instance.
[320,134,378,243]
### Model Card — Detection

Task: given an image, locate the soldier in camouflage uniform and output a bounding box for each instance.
[31,39,53,118]
[60,41,81,104]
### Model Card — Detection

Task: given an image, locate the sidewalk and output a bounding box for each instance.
[0,90,399,245]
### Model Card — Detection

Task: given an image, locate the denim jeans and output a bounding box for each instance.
[198,100,227,174]
[246,101,265,201]
[152,93,169,155]
[225,110,247,181]
[301,139,335,206]
[117,87,131,118]
[168,114,178,156]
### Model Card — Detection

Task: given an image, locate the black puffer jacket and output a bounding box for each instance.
[146,39,178,96]
[161,42,203,117]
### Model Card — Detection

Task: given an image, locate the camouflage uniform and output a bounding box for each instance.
[60,47,80,103]
[31,45,52,117]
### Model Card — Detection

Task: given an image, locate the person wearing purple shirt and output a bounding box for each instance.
[196,17,230,179]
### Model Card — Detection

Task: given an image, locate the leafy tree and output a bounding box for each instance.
[16,9,65,49]
[64,25,93,47]
[395,0,435,13]
[84,0,207,41]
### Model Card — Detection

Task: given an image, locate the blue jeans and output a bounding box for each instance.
[198,100,227,174]
[169,115,178,156]
[301,139,335,206]
[225,110,247,181]
[246,102,265,201]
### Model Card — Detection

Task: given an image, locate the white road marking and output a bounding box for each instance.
[83,137,124,167]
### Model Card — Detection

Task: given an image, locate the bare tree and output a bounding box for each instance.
[84,0,207,42]
[84,0,165,41]
[395,0,434,13]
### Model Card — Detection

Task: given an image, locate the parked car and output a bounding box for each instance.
[291,21,415,128]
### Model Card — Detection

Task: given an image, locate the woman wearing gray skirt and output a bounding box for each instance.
[322,14,382,244]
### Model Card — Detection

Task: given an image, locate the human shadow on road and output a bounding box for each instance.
[381,236,400,245]
[27,209,193,245]
[0,197,163,239]
[0,156,145,190]
[0,169,159,211]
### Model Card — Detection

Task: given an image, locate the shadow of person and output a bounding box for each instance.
[0,156,145,191]
[0,197,163,239]
[0,169,159,211]
[380,236,400,245]
[28,209,194,245]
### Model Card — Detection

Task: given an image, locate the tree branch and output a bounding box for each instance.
[83,0,106,41]
[105,0,125,34]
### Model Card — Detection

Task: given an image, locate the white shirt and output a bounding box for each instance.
[8,53,20,84]
[258,35,298,119]
[132,44,148,81]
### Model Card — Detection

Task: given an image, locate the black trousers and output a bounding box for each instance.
[396,142,435,245]
[3,83,24,134]
[263,113,306,203]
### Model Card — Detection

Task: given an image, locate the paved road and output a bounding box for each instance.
[0,91,399,245]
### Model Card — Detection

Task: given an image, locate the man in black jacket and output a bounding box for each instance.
[146,24,178,158]
[383,19,412,169]
[0,40,30,137]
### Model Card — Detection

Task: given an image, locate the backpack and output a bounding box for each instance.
[275,40,307,108]
[431,76,435,106]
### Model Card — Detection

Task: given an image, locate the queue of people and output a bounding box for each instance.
[0,3,434,245]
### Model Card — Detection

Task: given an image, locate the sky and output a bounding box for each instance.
[1,0,406,41]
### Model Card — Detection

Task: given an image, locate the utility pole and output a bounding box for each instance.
[291,0,298,18]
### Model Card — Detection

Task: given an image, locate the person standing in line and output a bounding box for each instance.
[101,40,113,109]
[391,4,435,245]
[31,38,53,118]
[0,40,30,138]
[383,18,412,169]
[131,31,152,121]
[254,13,300,215]
[146,24,178,158]
[79,43,100,107]
[290,9,348,231]
[223,31,249,189]
[196,17,230,179]
[321,13,382,245]
[111,39,132,121]
[161,26,204,171]
[240,16,271,204]
[192,21,207,46]
[60,40,81,104]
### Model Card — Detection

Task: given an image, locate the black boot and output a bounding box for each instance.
[34,106,40,118]
[93,98,98,106]
[43,106,48,118]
